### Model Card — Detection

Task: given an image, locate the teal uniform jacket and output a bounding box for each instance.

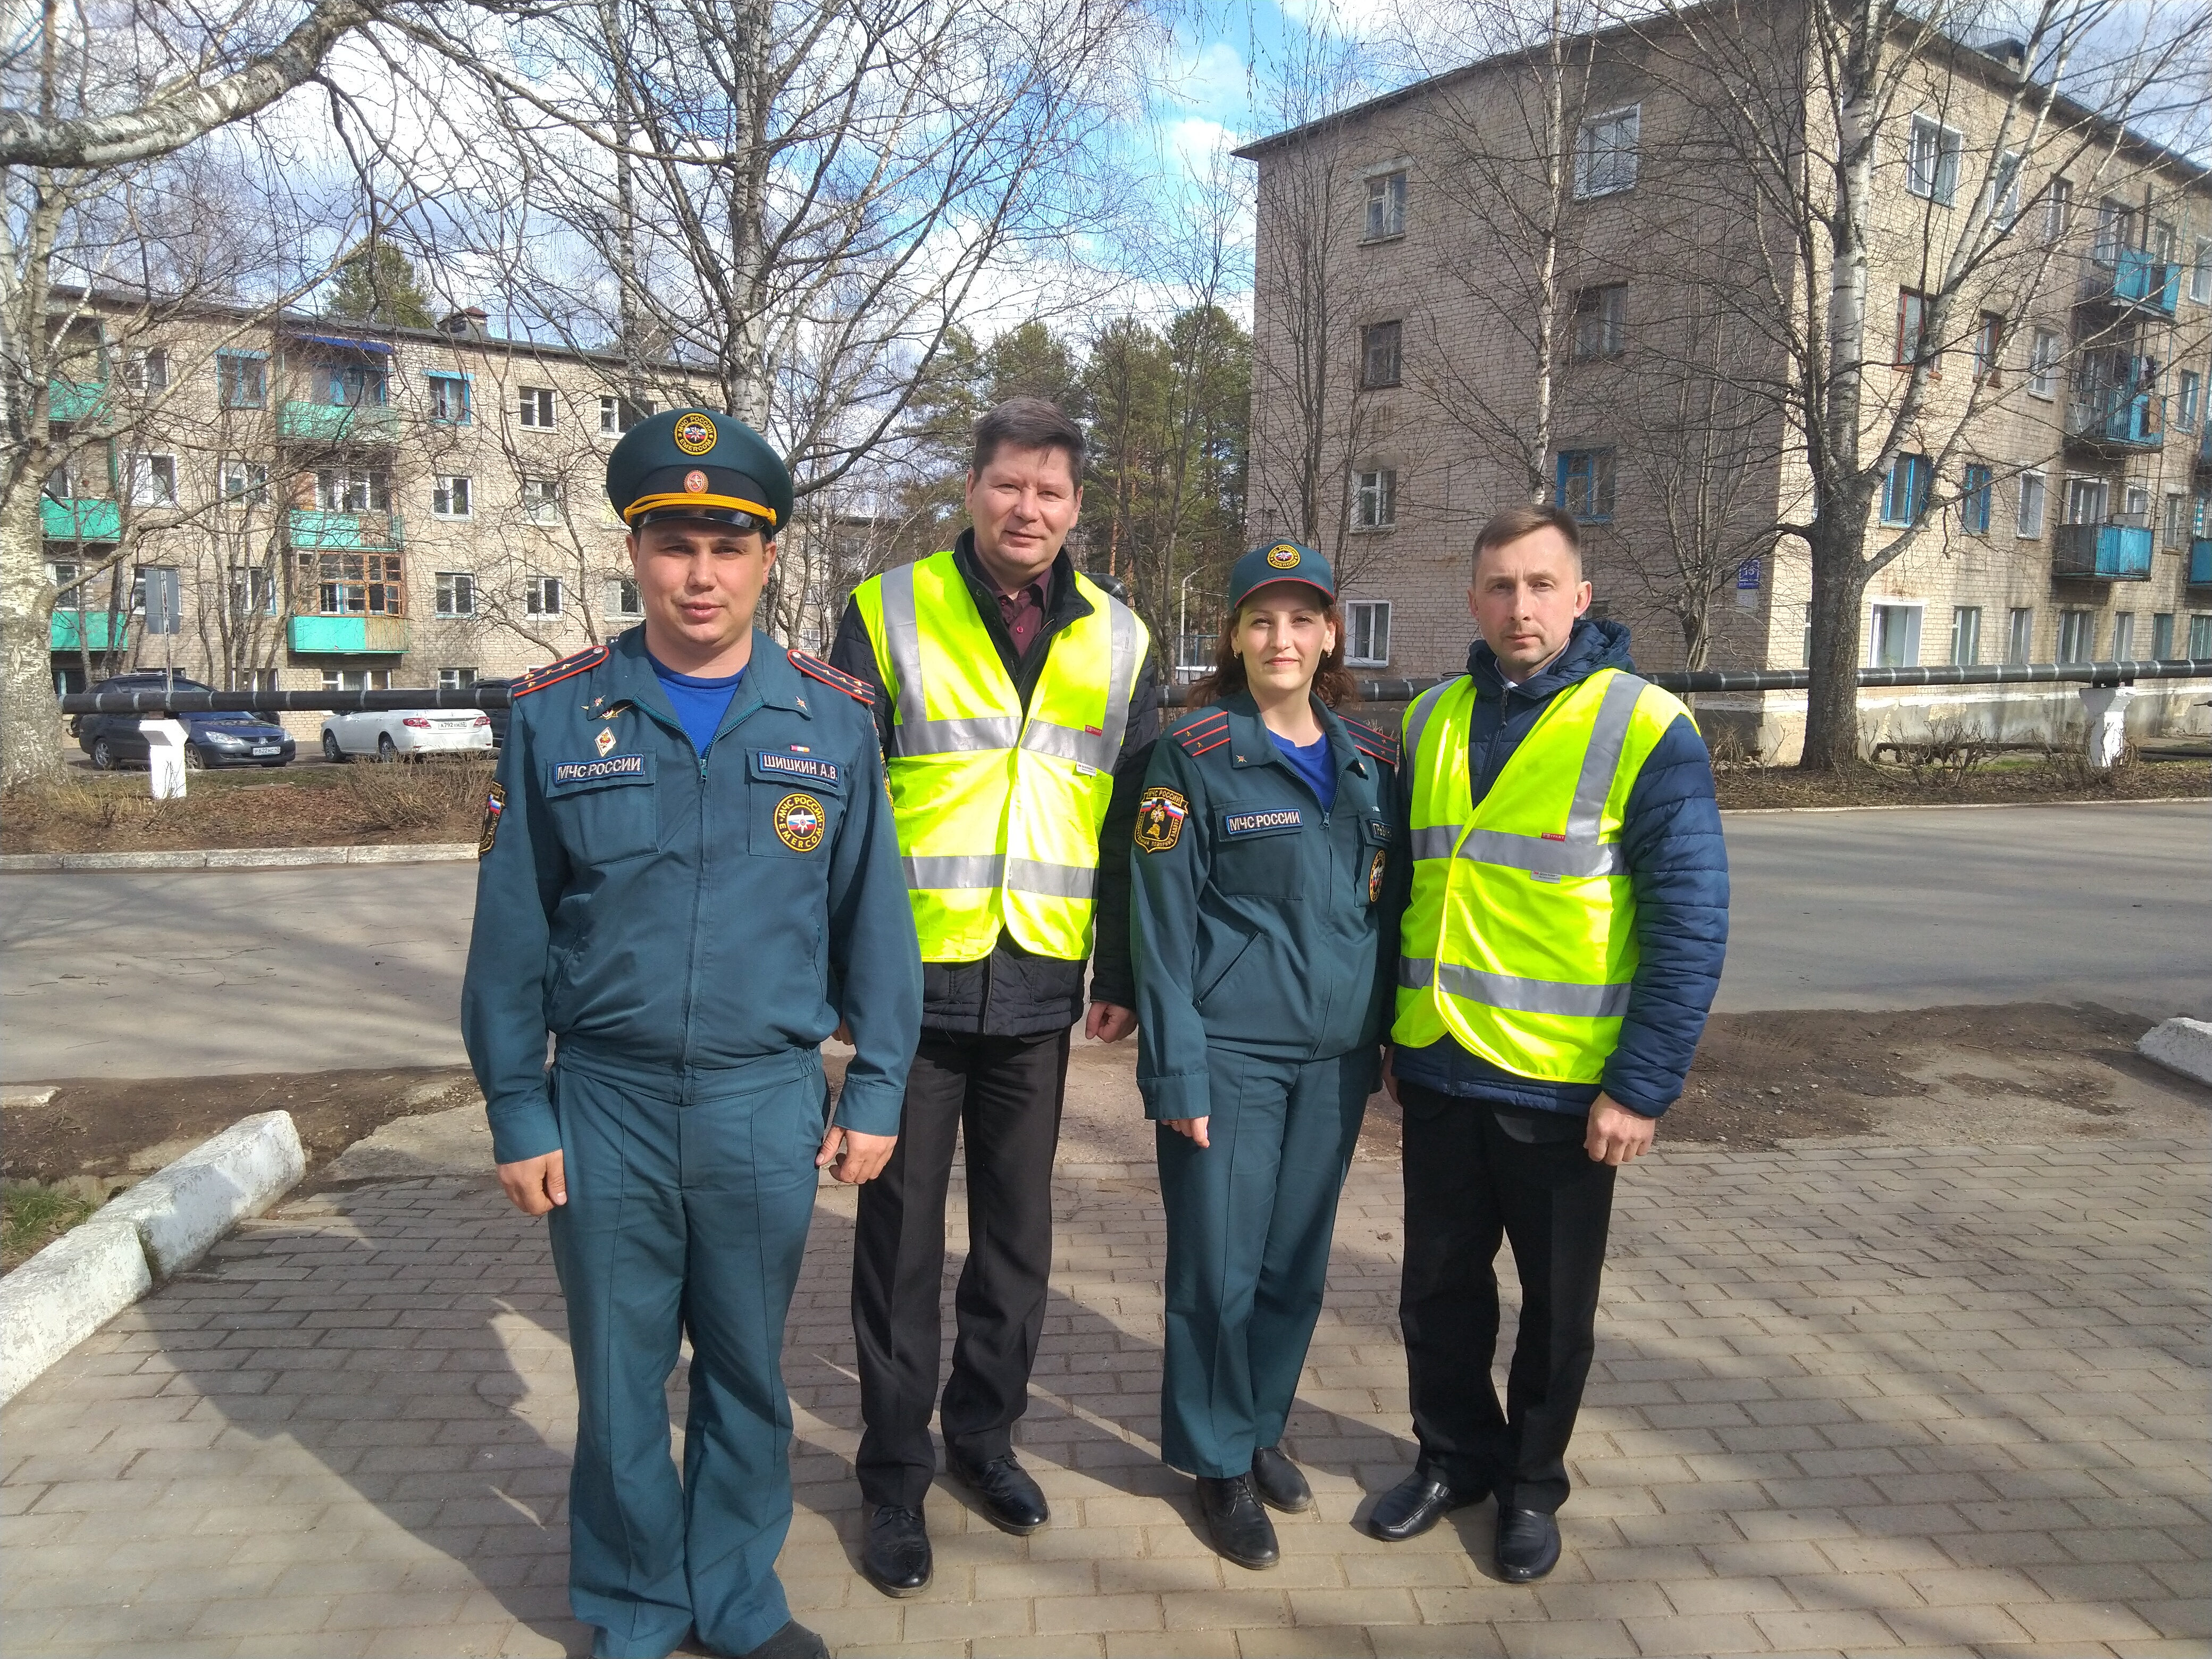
[461,626,923,1161]
[1130,692,1403,1121]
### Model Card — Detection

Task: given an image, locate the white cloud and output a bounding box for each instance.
[1168,40,1251,116]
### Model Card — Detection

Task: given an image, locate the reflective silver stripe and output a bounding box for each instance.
[1564,672,1648,842]
[1096,593,1140,755]
[1020,719,1116,770]
[878,562,929,747]
[1461,829,1626,879]
[903,852,1096,900]
[1396,956,1629,1018]
[1402,679,1456,775]
[1411,825,1463,860]
[903,714,1021,755]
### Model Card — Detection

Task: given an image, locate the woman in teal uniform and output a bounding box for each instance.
[1130,540,1401,1570]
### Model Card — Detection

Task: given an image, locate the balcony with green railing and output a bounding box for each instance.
[276,400,400,445]
[287,615,409,653]
[49,610,127,651]
[2064,390,2165,451]
[40,498,121,542]
[2051,522,2154,581]
[287,509,404,551]
[46,377,108,423]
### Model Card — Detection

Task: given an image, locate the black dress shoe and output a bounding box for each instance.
[946,1450,1050,1534]
[1195,1474,1280,1570]
[861,1504,931,1597]
[1368,1467,1482,1541]
[1495,1506,1561,1582]
[1250,1446,1313,1514]
[734,1622,831,1659]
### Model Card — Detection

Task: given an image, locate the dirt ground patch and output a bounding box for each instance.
[1711,753,2207,810]
[0,760,493,854]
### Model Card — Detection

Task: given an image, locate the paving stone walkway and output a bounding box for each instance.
[3,1136,2207,1658]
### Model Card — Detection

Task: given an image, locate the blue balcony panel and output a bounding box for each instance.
[2064,391,2166,450]
[46,378,108,423]
[288,509,404,551]
[276,400,400,444]
[2108,249,2183,317]
[41,498,121,542]
[2189,538,2212,587]
[2051,523,2154,581]
[288,615,408,654]
[50,611,127,651]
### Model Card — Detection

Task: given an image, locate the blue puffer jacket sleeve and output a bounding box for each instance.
[1601,713,1729,1116]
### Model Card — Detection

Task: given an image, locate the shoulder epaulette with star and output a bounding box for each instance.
[512,643,608,698]
[1171,706,1231,758]
[788,649,877,707]
[1339,713,1401,769]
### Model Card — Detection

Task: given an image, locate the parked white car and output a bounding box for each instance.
[320,708,493,763]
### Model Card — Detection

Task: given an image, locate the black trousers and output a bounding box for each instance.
[1398,1081,1616,1515]
[852,1027,1070,1509]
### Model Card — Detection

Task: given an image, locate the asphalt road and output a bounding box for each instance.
[2,800,2203,1081]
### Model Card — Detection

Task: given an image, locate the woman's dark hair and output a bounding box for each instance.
[1187,592,1358,709]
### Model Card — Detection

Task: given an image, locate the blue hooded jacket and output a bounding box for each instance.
[1389,617,1729,1117]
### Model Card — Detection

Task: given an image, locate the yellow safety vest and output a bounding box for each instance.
[852,549,1149,962]
[1394,667,1690,1081]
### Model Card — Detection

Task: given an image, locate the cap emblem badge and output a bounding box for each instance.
[1266,543,1300,568]
[672,412,717,455]
[683,469,709,494]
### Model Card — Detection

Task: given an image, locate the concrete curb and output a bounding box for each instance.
[1719,795,2206,816]
[2138,1017,2212,1087]
[0,843,474,873]
[0,1110,304,1406]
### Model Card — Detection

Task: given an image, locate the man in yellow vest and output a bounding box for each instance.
[828,397,1161,1596]
[1374,503,1729,1582]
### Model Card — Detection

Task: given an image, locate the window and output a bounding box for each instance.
[1360,321,1402,388]
[45,557,81,592]
[432,475,473,518]
[605,575,643,618]
[1960,463,1992,533]
[437,667,478,691]
[2192,615,2212,659]
[220,459,267,504]
[230,668,279,692]
[1556,448,1616,521]
[599,395,652,435]
[2179,370,2201,431]
[2150,220,2176,263]
[1905,115,1962,204]
[1364,170,1406,240]
[127,452,177,506]
[1991,151,2023,230]
[1344,601,1391,667]
[2056,607,2095,663]
[2151,613,2175,659]
[1896,288,1937,371]
[1869,602,1922,667]
[426,373,472,423]
[2007,607,2035,663]
[2165,492,2192,548]
[524,575,564,615]
[1572,284,1627,360]
[2043,178,2073,244]
[321,669,391,691]
[518,386,556,427]
[321,362,388,407]
[2064,475,2107,526]
[122,347,170,392]
[2017,470,2047,537]
[521,475,562,523]
[229,566,276,615]
[435,572,476,617]
[301,551,404,615]
[2026,328,2060,398]
[1972,312,2003,382]
[316,468,390,512]
[2194,238,2212,305]
[2092,197,2133,264]
[1949,606,1982,666]
[216,349,266,408]
[1353,468,1397,530]
[1573,106,1639,199]
[1879,453,1930,525]
[2125,482,2149,522]
[2112,612,2135,660]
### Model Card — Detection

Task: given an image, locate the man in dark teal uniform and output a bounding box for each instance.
[462,409,922,1659]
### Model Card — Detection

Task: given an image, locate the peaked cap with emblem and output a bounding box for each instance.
[606,408,794,534]
[1227,539,1334,609]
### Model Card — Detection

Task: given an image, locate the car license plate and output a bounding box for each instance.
[251,745,280,756]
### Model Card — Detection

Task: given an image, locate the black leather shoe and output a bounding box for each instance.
[1196,1474,1279,1570]
[1495,1506,1561,1582]
[1368,1466,1482,1541]
[860,1504,931,1597]
[946,1450,1050,1534]
[734,1622,831,1659]
[1250,1446,1313,1514]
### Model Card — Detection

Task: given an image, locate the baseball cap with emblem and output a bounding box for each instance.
[1227,540,1335,610]
[606,408,795,534]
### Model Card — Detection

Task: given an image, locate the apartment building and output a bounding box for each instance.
[1235,7,2212,755]
[40,298,719,713]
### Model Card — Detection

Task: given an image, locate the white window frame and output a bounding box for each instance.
[316,467,390,513]
[1573,105,1640,200]
[2007,607,2035,664]
[599,395,655,436]
[322,669,392,691]
[521,475,562,524]
[1905,115,1962,205]
[2026,329,2060,399]
[122,346,170,392]
[434,571,476,618]
[1869,601,1923,668]
[2178,368,2201,432]
[2193,237,2212,305]
[220,458,268,505]
[518,386,556,428]
[2016,470,2047,538]
[2189,614,2212,659]
[127,451,178,506]
[1572,283,1627,360]
[1363,169,1407,241]
[229,565,277,616]
[1344,600,1391,667]
[1991,150,2023,230]
[1352,468,1397,531]
[432,474,473,518]
[605,574,644,618]
[437,667,478,691]
[524,575,565,616]
[2064,475,2108,526]
[2043,178,2072,244]
[2056,607,2096,664]
[2165,492,2192,548]
[2111,611,2136,660]
[1949,605,1982,667]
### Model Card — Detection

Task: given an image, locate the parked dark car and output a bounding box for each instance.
[479,678,513,749]
[72,672,297,770]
